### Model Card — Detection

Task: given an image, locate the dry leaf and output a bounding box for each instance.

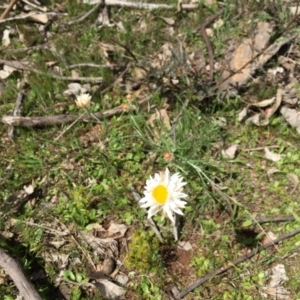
[221,144,238,159]
[206,28,214,37]
[261,264,290,300]
[290,6,300,16]
[79,231,118,258]
[286,173,299,194]
[219,22,296,95]
[267,67,284,76]
[2,29,11,46]
[28,14,49,24]
[63,83,91,97]
[238,107,248,122]
[266,167,280,177]
[178,241,192,251]
[95,279,126,299]
[0,64,17,79]
[107,223,127,237]
[148,109,171,141]
[264,147,281,162]
[254,97,275,108]
[213,19,224,29]
[245,113,269,126]
[159,17,175,25]
[280,106,300,133]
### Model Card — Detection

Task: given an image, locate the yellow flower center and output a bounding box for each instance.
[152,184,168,204]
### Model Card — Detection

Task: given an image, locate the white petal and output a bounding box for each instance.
[165,206,175,224]
[164,168,170,185]
[147,205,161,218]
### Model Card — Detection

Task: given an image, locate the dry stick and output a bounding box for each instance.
[68,63,116,69]
[0,59,103,83]
[0,0,18,20]
[84,0,198,10]
[59,1,102,26]
[243,216,295,224]
[199,7,225,82]
[1,96,150,127]
[21,0,48,12]
[0,12,67,24]
[0,247,42,300]
[242,145,280,151]
[177,227,300,299]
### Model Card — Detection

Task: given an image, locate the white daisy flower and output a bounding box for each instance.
[139,168,188,224]
[75,93,91,108]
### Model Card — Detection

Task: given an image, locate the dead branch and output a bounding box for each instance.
[21,0,48,12]
[84,0,198,10]
[0,59,103,83]
[59,1,103,27]
[243,216,295,224]
[1,97,150,127]
[0,0,19,20]
[199,8,224,82]
[0,12,67,24]
[0,247,42,300]
[177,227,300,299]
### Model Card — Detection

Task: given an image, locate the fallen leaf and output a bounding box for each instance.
[79,231,118,258]
[95,279,126,299]
[261,264,290,300]
[238,107,248,122]
[148,109,171,141]
[107,223,127,237]
[178,241,192,251]
[245,113,269,126]
[286,173,299,194]
[266,167,280,177]
[221,144,238,159]
[219,21,296,96]
[264,147,281,162]
[254,97,275,108]
[0,64,17,79]
[28,14,49,24]
[2,29,11,46]
[280,106,300,133]
[213,19,224,29]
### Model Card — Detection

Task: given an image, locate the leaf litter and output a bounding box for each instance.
[2,0,300,299]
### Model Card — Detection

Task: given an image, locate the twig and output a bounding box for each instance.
[1,96,150,127]
[68,63,116,69]
[177,227,300,299]
[8,91,24,140]
[0,0,18,20]
[0,59,103,83]
[0,12,67,24]
[54,113,84,141]
[242,216,295,224]
[242,145,280,151]
[58,1,102,27]
[21,0,48,12]
[83,0,198,10]
[199,8,225,81]
[0,247,42,300]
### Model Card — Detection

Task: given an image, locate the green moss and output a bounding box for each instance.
[124,229,162,274]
